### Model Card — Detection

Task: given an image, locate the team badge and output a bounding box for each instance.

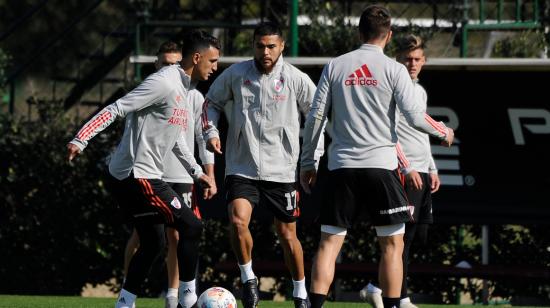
[171,197,182,209]
[273,78,284,93]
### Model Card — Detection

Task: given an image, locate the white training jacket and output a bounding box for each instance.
[162,89,214,183]
[396,81,437,174]
[202,56,324,183]
[301,44,448,171]
[70,65,204,181]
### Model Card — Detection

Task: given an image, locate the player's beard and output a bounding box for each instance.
[254,54,281,74]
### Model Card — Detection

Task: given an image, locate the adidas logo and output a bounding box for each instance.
[182,288,192,294]
[345,64,378,86]
[118,297,126,304]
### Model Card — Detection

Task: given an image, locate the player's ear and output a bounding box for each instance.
[192,52,201,65]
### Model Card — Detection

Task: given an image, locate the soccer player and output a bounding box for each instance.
[360,34,441,308]
[122,40,217,308]
[67,30,220,308]
[299,5,454,308]
[202,22,323,308]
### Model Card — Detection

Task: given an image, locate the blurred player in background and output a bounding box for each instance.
[202,22,323,308]
[360,34,441,308]
[123,39,217,308]
[300,5,453,308]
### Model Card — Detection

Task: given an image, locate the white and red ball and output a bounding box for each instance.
[197,287,237,308]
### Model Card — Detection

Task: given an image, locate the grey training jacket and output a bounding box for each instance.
[162,89,214,183]
[301,44,448,171]
[396,81,437,174]
[70,65,204,181]
[202,56,323,183]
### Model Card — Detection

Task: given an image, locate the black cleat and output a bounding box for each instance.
[241,277,260,308]
[294,297,311,308]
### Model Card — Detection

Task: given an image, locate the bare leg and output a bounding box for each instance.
[274,219,305,280]
[310,232,346,295]
[123,229,140,278]
[228,198,254,264]
[166,227,180,289]
[378,234,405,298]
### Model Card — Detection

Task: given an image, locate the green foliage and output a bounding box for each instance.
[0,48,9,99]
[299,0,358,56]
[492,31,548,58]
[0,99,127,294]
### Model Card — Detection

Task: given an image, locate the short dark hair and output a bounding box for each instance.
[395,34,425,55]
[181,30,220,57]
[253,22,283,39]
[157,41,181,55]
[359,5,391,41]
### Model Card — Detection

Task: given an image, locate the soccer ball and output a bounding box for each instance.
[197,287,237,308]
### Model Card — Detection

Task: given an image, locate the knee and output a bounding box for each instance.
[178,219,203,240]
[230,214,249,232]
[379,235,404,255]
[277,226,298,245]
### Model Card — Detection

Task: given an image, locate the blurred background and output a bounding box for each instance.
[0,0,549,306]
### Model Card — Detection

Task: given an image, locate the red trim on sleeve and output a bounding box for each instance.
[77,112,112,141]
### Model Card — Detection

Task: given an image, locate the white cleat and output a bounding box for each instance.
[359,285,383,308]
[400,301,419,308]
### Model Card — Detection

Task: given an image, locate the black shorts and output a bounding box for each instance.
[320,168,412,228]
[404,172,433,224]
[107,175,202,230]
[168,182,201,219]
[225,175,300,223]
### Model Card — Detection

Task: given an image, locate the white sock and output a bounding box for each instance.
[400,297,411,304]
[238,261,255,282]
[292,278,307,299]
[115,289,136,308]
[367,283,382,294]
[179,279,197,308]
[166,288,178,298]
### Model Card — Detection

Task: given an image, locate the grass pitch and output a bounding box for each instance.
[0,295,543,308]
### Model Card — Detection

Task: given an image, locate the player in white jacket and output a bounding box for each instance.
[300,6,454,308]
[202,22,323,308]
[67,31,219,308]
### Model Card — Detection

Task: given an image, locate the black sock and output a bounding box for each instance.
[383,297,401,308]
[310,292,326,308]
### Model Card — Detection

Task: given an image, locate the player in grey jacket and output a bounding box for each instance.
[300,6,454,308]
[360,35,442,308]
[202,22,321,308]
[67,31,220,308]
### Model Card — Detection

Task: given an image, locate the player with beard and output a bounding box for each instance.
[202,22,323,308]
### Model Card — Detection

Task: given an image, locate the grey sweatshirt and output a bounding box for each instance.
[396,81,437,174]
[202,56,323,183]
[301,44,448,171]
[162,89,214,183]
[70,65,204,181]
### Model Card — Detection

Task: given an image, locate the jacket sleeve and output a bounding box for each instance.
[396,142,414,175]
[70,74,170,151]
[192,91,215,165]
[301,63,332,171]
[173,134,205,181]
[296,71,326,167]
[393,65,449,140]
[202,68,234,141]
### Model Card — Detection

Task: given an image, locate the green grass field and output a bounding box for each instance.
[0,296,542,308]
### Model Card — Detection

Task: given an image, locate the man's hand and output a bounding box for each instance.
[441,127,454,147]
[206,137,222,154]
[202,176,218,200]
[430,173,441,193]
[406,170,423,190]
[67,143,81,161]
[198,174,214,190]
[300,169,317,194]
[202,164,217,200]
